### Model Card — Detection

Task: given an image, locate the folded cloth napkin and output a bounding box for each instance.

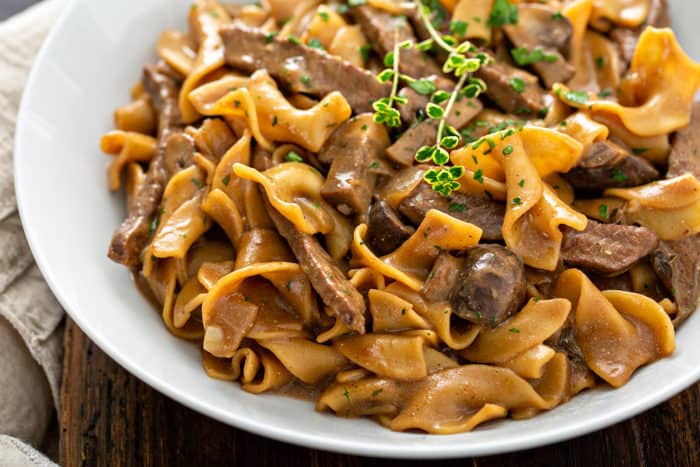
[0,0,66,464]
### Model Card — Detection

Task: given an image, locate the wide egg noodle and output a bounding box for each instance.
[100,131,157,191]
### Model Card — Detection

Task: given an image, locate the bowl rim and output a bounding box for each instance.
[13,0,700,459]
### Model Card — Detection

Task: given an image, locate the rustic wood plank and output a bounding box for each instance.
[60,319,700,466]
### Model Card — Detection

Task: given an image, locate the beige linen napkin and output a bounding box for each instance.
[0,0,66,464]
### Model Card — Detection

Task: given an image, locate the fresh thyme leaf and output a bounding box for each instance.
[488,0,518,27]
[450,20,468,36]
[307,38,324,50]
[285,151,304,162]
[409,78,437,96]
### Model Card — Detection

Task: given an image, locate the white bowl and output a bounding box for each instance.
[14,0,700,458]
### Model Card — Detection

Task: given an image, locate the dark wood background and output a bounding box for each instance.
[3,2,699,466]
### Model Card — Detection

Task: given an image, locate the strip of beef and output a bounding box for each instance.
[450,245,527,326]
[350,5,442,79]
[263,195,366,334]
[397,86,428,126]
[398,181,505,241]
[502,4,575,88]
[366,200,414,256]
[651,234,700,326]
[610,0,669,67]
[386,97,483,166]
[475,62,547,116]
[563,140,659,191]
[108,65,184,266]
[220,24,388,113]
[319,114,390,217]
[421,252,464,302]
[667,101,700,180]
[560,220,658,275]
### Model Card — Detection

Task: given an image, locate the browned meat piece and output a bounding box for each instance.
[398,181,505,241]
[563,140,659,191]
[263,195,366,334]
[502,4,575,88]
[561,220,658,275]
[475,62,547,116]
[162,133,195,177]
[107,65,183,266]
[421,252,464,302]
[667,102,700,180]
[525,266,562,298]
[386,97,483,166]
[252,144,273,171]
[350,5,442,79]
[220,24,388,113]
[397,86,429,126]
[366,200,414,256]
[610,0,669,67]
[651,234,700,326]
[450,245,527,326]
[319,114,390,216]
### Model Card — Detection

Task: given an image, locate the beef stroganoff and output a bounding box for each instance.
[100,0,700,434]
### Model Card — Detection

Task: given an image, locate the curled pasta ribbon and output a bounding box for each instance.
[259,338,348,384]
[575,174,700,240]
[151,165,210,259]
[100,131,157,191]
[233,162,333,234]
[179,0,231,123]
[369,289,430,333]
[317,364,563,434]
[557,112,609,149]
[202,347,295,394]
[556,28,700,137]
[500,345,557,380]
[553,269,675,387]
[302,6,369,67]
[157,29,196,77]
[461,298,571,364]
[113,95,156,135]
[191,70,352,152]
[352,209,482,291]
[335,334,429,381]
[201,261,302,357]
[592,113,669,165]
[591,0,649,28]
[385,282,481,350]
[459,129,586,270]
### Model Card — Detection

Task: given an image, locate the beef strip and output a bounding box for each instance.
[475,62,547,115]
[318,114,390,216]
[220,24,388,113]
[651,234,700,326]
[107,65,183,266]
[502,4,575,88]
[560,220,658,275]
[397,86,429,126]
[667,101,700,180]
[350,5,442,79]
[563,140,659,191]
[263,194,366,333]
[386,97,483,166]
[421,252,464,302]
[398,181,505,241]
[365,200,415,256]
[610,0,669,67]
[450,245,527,326]
[162,133,195,177]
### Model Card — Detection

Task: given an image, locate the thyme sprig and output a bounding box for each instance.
[413,0,491,196]
[372,38,413,127]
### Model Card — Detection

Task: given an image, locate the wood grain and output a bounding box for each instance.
[60,319,700,466]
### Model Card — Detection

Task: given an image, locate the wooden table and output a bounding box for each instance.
[4,2,699,465]
[60,319,700,466]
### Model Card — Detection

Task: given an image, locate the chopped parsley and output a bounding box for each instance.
[518,178,525,187]
[510,77,526,93]
[599,203,609,220]
[511,197,522,206]
[564,90,589,105]
[632,147,648,155]
[191,178,204,189]
[359,44,372,63]
[307,38,324,50]
[503,144,514,156]
[369,160,379,168]
[449,202,466,212]
[595,56,606,69]
[599,88,614,97]
[488,0,518,27]
[287,34,302,46]
[371,389,383,398]
[401,308,407,316]
[552,11,565,21]
[271,115,278,127]
[511,47,558,66]
[222,174,231,186]
[450,20,469,36]
[611,168,629,183]
[264,32,276,44]
[300,75,312,88]
[285,151,304,162]
[318,11,329,21]
[343,386,350,416]
[509,327,520,333]
[473,168,484,184]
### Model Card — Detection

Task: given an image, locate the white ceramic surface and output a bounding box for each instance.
[14,0,700,459]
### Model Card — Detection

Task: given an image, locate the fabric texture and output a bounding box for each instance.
[0,0,66,465]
